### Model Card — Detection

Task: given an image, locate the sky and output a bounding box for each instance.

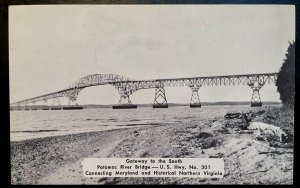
[9,5,295,105]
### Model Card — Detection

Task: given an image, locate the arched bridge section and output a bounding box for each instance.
[10,73,278,108]
[10,74,133,107]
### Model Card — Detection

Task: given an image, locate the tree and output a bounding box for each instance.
[276,41,295,105]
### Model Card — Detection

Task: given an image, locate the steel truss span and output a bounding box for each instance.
[10,73,278,108]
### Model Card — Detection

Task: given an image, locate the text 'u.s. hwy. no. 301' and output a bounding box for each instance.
[81,158,224,178]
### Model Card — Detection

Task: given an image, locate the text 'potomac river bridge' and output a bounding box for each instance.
[10,73,278,110]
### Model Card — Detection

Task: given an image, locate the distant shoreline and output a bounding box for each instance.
[83,102,281,109]
[11,102,281,109]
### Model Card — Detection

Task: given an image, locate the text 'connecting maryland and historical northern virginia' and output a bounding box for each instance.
[81,158,224,178]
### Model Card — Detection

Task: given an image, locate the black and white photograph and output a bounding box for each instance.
[9,4,294,185]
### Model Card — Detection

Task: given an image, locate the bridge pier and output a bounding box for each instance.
[113,87,137,109]
[24,105,30,111]
[51,97,62,110]
[190,85,201,108]
[42,99,50,110]
[113,95,137,109]
[63,100,83,110]
[68,99,76,105]
[153,86,168,108]
[250,89,262,107]
[248,80,265,107]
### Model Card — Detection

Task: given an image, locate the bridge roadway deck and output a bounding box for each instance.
[10,73,278,107]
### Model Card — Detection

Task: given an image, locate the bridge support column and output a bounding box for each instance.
[65,88,81,105]
[248,80,265,107]
[24,105,30,111]
[42,99,49,110]
[68,100,78,106]
[190,85,201,108]
[15,105,22,111]
[153,86,168,108]
[51,97,61,105]
[43,99,48,105]
[113,95,137,109]
[51,97,62,110]
[113,86,137,109]
[118,94,132,105]
[250,89,262,107]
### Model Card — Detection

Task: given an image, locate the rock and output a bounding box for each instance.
[269,142,294,148]
[282,133,291,143]
[241,114,252,125]
[255,110,266,116]
[248,122,287,142]
[209,152,224,158]
[225,118,247,130]
[236,130,254,134]
[134,130,139,136]
[224,113,241,119]
[138,150,149,157]
[266,115,275,120]
[211,121,223,130]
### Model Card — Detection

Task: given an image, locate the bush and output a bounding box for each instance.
[196,132,213,139]
[276,42,295,105]
[201,138,220,149]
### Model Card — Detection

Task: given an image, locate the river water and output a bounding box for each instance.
[10,105,270,141]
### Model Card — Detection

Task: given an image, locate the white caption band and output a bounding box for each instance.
[82,158,224,178]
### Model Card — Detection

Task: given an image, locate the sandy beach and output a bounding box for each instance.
[11,106,294,185]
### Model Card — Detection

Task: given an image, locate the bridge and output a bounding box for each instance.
[10,72,278,109]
